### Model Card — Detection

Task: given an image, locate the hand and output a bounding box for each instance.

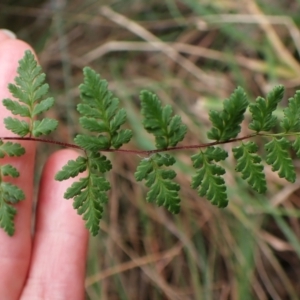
[0,30,88,299]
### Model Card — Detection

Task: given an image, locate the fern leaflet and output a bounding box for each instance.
[3,50,57,137]
[233,142,266,193]
[57,67,132,235]
[0,167,25,235]
[0,140,25,158]
[265,137,295,182]
[77,67,133,150]
[56,152,112,235]
[135,154,181,213]
[140,90,187,149]
[191,147,228,207]
[207,87,248,141]
[249,85,284,132]
[0,138,26,235]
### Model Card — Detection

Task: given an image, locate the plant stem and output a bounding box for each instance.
[0,133,258,156]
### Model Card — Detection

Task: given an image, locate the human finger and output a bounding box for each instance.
[0,30,37,299]
[20,149,89,300]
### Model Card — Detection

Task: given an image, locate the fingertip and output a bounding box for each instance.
[0,37,37,128]
[0,39,36,69]
[0,29,17,42]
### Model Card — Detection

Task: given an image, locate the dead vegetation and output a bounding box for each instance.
[1,1,300,299]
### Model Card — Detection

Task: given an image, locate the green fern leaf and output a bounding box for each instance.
[55,156,87,181]
[281,91,300,132]
[76,181,109,235]
[191,147,228,207]
[89,152,112,173]
[74,135,110,151]
[0,137,25,235]
[79,117,108,133]
[1,165,19,178]
[61,67,135,234]
[64,174,110,236]
[4,117,30,137]
[0,182,25,236]
[111,129,133,149]
[3,50,57,137]
[78,67,132,149]
[32,98,55,116]
[135,154,181,213]
[77,103,100,118]
[0,202,16,236]
[233,142,266,193]
[207,87,248,141]
[64,177,89,199]
[2,182,25,203]
[140,91,187,149]
[249,85,284,132]
[0,141,25,157]
[2,99,30,117]
[32,118,58,137]
[57,152,112,236]
[9,51,47,106]
[265,137,295,182]
[134,158,154,181]
[110,108,127,132]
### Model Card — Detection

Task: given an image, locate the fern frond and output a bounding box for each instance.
[140,91,187,149]
[135,154,181,213]
[78,67,132,150]
[191,147,228,207]
[249,85,284,132]
[2,50,57,137]
[233,142,266,193]
[207,87,248,141]
[3,50,300,238]
[265,137,295,182]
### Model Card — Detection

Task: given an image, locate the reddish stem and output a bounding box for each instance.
[1,133,257,156]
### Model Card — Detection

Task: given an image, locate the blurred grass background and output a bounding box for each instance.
[2,0,300,299]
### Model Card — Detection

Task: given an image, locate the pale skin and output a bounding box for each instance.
[0,31,88,299]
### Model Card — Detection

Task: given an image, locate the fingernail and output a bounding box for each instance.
[0,29,17,39]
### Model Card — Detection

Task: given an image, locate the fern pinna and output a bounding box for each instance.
[1,50,300,236]
[0,51,57,235]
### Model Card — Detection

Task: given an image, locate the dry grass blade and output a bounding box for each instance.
[85,242,182,286]
[246,1,300,74]
[81,40,294,78]
[100,6,228,90]
[195,14,300,57]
